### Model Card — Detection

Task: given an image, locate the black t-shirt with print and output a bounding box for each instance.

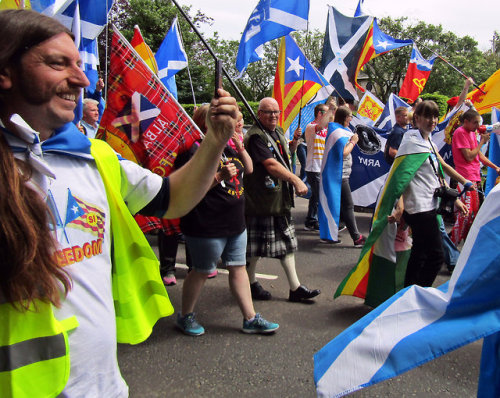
[176,142,246,237]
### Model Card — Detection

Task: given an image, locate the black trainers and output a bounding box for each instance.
[304,221,320,231]
[353,235,366,248]
[250,281,272,300]
[289,285,321,302]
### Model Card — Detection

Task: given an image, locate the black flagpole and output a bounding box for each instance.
[171,0,263,129]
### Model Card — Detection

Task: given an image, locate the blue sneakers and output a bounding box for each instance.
[242,313,279,334]
[176,312,205,336]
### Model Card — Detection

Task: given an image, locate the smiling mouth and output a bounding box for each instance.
[58,93,79,102]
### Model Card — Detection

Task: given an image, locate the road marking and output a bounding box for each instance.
[175,263,278,280]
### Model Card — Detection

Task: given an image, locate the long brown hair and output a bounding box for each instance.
[0,9,72,309]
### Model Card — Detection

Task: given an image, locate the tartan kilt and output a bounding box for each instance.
[246,214,297,258]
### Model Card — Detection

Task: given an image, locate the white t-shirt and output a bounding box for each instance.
[42,153,162,397]
[401,130,440,214]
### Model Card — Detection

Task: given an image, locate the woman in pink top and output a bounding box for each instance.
[451,108,500,244]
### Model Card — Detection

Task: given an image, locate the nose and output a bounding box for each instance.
[69,65,90,89]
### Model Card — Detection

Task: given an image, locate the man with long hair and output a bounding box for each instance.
[0,9,239,396]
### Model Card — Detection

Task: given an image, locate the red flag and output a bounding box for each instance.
[399,45,436,102]
[98,26,201,234]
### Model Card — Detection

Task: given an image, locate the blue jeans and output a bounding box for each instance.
[306,171,320,224]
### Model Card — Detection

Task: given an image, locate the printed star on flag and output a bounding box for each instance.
[287,56,304,77]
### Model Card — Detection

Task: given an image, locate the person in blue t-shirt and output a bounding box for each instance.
[384,106,409,165]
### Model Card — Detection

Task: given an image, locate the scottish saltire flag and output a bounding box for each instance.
[399,45,436,102]
[318,122,351,242]
[320,7,373,101]
[485,108,500,195]
[316,181,500,398]
[131,25,159,75]
[355,19,412,91]
[377,93,411,130]
[50,0,113,40]
[235,0,309,75]
[356,91,384,126]
[273,35,329,133]
[155,17,188,100]
[467,68,500,114]
[354,0,366,17]
[337,130,430,306]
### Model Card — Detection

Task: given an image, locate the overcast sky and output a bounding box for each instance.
[182,0,497,51]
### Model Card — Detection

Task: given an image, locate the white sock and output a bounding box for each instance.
[280,253,301,291]
[247,257,260,284]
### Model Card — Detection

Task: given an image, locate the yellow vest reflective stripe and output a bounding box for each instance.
[90,139,174,345]
[0,301,78,398]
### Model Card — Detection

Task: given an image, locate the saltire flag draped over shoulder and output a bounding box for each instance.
[467,68,500,115]
[319,6,373,101]
[355,19,412,91]
[155,16,188,100]
[318,122,351,242]
[97,26,202,233]
[315,182,500,398]
[485,107,500,195]
[398,45,436,103]
[235,0,309,76]
[356,90,384,126]
[273,34,329,133]
[131,25,159,75]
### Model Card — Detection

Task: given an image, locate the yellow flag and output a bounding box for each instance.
[130,25,158,75]
[0,0,31,9]
[467,68,500,114]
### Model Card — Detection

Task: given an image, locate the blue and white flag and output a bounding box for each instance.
[485,107,500,196]
[354,0,366,17]
[315,182,500,398]
[155,16,188,100]
[235,0,309,75]
[319,6,373,101]
[376,93,411,130]
[318,122,350,242]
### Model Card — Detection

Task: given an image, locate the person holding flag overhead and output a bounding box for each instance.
[0,9,240,397]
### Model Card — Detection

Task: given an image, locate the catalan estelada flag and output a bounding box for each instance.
[130,25,159,75]
[399,45,436,103]
[273,34,328,133]
[467,68,500,115]
[355,18,412,91]
[335,130,430,307]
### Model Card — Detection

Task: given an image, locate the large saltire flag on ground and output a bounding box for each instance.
[315,181,500,398]
[485,107,500,195]
[235,0,309,76]
[356,90,384,126]
[355,19,412,91]
[320,6,373,101]
[131,25,159,75]
[273,34,329,133]
[97,26,201,181]
[399,45,436,103]
[467,68,500,115]
[318,122,351,242]
[336,130,430,306]
[155,16,188,100]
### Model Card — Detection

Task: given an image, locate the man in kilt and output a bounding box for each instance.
[243,97,321,302]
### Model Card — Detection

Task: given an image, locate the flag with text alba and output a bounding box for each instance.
[467,68,500,114]
[319,7,373,101]
[235,0,309,75]
[399,45,436,103]
[273,35,328,133]
[355,19,412,91]
[316,182,500,398]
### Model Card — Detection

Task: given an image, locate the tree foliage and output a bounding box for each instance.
[100,2,498,111]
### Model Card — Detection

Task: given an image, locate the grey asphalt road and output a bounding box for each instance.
[118,196,481,398]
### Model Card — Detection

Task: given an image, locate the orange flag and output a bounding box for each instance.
[467,69,500,115]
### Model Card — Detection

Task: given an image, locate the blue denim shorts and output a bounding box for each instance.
[184,230,247,274]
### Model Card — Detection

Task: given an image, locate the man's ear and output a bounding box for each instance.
[0,67,13,90]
